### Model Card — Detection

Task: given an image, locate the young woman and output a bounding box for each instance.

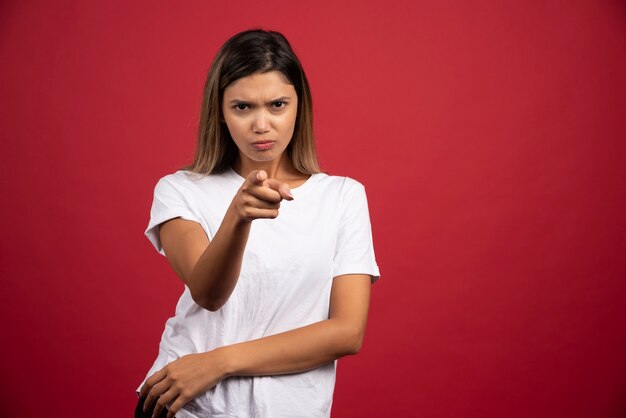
[136,29,380,418]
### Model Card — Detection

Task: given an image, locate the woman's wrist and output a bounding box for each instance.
[210,346,237,379]
[225,198,252,227]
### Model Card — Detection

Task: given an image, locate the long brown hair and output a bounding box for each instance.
[182,29,319,175]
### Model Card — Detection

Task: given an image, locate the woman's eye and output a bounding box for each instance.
[272,101,286,109]
[234,104,249,111]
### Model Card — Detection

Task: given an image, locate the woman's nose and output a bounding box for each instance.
[253,111,270,134]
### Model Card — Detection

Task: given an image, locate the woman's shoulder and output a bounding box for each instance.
[310,172,368,201]
[155,169,234,186]
[314,172,366,191]
[149,169,238,199]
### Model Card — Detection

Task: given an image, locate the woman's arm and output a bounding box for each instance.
[141,274,372,418]
[160,169,292,311]
[221,273,371,375]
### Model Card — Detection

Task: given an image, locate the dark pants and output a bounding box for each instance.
[135,396,170,418]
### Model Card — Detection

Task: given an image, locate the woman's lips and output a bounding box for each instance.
[251,140,276,151]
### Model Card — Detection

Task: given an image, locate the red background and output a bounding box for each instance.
[1,1,625,417]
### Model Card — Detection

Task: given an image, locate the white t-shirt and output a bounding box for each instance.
[137,167,380,418]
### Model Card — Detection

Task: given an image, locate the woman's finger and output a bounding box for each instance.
[152,389,179,418]
[167,394,190,418]
[244,207,280,220]
[265,178,293,201]
[143,379,170,413]
[243,194,280,210]
[140,369,166,399]
[255,169,267,184]
[244,169,268,187]
[247,183,282,203]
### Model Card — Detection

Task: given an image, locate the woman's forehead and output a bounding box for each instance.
[224,71,295,100]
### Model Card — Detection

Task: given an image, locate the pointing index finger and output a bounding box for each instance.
[245,169,268,187]
[255,170,267,184]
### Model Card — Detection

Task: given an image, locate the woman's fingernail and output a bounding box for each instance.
[287,192,294,200]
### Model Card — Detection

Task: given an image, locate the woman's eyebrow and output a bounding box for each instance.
[228,96,292,104]
[269,96,292,102]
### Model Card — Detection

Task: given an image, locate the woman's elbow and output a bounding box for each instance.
[342,325,365,355]
[203,301,224,312]
[350,334,364,355]
[189,288,225,312]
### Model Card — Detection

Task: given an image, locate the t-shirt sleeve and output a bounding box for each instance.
[145,175,202,256]
[332,181,381,283]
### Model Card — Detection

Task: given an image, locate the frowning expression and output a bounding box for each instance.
[222,70,298,164]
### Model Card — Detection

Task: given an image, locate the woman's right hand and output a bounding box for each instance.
[158,169,293,311]
[230,170,293,223]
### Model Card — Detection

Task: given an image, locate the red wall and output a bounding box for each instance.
[1,1,625,417]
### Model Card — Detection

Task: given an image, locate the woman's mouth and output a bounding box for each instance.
[251,140,276,151]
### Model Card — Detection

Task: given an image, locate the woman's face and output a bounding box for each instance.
[222,70,298,166]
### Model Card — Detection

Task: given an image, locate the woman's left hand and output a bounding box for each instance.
[139,350,228,418]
